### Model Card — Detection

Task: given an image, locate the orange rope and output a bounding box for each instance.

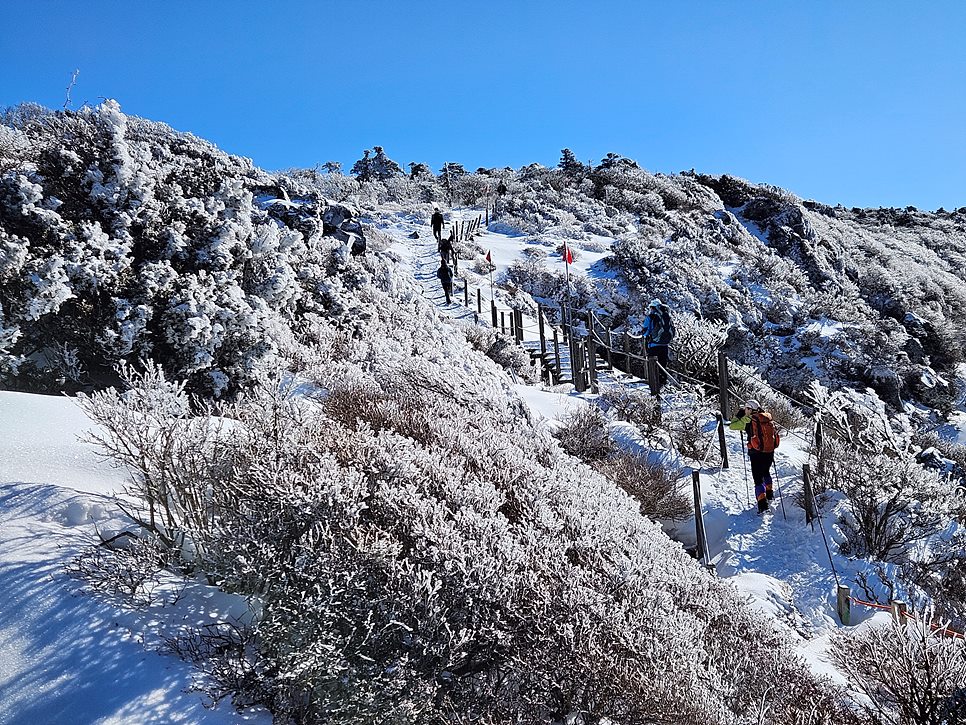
[849,598,966,639]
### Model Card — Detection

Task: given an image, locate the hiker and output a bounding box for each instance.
[729,400,780,513]
[431,206,444,243]
[437,260,454,304]
[438,229,456,270]
[642,298,675,380]
[448,228,459,273]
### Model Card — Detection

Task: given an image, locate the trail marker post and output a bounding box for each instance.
[716,413,729,469]
[802,463,816,527]
[837,584,851,625]
[538,304,546,358]
[692,471,714,573]
[717,351,730,420]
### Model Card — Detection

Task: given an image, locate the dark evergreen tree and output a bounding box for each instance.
[350,149,373,181]
[370,146,403,181]
[320,161,342,174]
[558,148,584,177]
[597,152,639,170]
[408,162,431,179]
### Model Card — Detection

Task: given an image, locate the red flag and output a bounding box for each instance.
[485,250,492,263]
[564,244,573,265]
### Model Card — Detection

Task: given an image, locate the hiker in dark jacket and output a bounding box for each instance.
[438,230,455,270]
[729,399,780,513]
[437,260,454,304]
[641,298,675,381]
[431,207,444,243]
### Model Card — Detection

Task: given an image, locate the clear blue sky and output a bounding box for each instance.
[2,1,964,210]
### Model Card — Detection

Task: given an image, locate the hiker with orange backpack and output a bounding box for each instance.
[729,400,780,513]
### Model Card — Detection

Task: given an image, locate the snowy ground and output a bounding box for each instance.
[0,391,270,725]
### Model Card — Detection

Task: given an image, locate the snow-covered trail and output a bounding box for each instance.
[385,211,480,324]
[383,208,642,390]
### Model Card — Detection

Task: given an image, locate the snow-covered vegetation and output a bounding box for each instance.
[3,101,966,723]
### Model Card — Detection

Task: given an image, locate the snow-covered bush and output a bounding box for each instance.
[600,384,663,436]
[0,101,368,397]
[463,323,539,383]
[831,617,966,725]
[552,404,614,462]
[594,451,691,522]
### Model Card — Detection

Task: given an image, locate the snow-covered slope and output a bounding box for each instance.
[0,391,270,724]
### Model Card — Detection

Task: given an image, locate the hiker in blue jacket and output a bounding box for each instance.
[642,298,675,381]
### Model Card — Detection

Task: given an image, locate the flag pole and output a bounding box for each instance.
[564,243,572,327]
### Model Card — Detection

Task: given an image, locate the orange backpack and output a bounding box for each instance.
[750,412,779,453]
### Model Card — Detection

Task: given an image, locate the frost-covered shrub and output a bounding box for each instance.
[822,445,947,562]
[831,618,966,725]
[594,452,690,522]
[600,384,663,436]
[902,528,966,630]
[66,532,180,606]
[463,323,539,383]
[502,256,592,311]
[553,404,614,461]
[0,101,368,397]
[664,386,720,464]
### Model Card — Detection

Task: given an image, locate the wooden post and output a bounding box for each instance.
[891,600,908,625]
[717,351,731,420]
[587,333,599,394]
[508,309,514,339]
[538,304,547,358]
[572,339,586,392]
[500,310,506,335]
[692,470,711,566]
[463,278,469,306]
[473,313,478,325]
[491,300,498,329]
[646,357,660,396]
[802,463,816,527]
[553,328,561,380]
[837,584,851,625]
[515,309,524,343]
[604,328,613,368]
[477,288,482,314]
[716,413,729,469]
[814,417,824,477]
[622,330,630,374]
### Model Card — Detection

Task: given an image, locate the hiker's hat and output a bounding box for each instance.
[745,399,762,411]
[648,298,662,309]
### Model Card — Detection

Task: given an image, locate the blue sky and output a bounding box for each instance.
[1,1,964,210]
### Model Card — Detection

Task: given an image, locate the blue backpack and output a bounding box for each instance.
[647,307,675,346]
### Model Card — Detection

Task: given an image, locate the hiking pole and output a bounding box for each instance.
[739,430,751,508]
[772,460,787,521]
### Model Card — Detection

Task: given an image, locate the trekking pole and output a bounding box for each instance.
[772,460,788,521]
[739,431,751,508]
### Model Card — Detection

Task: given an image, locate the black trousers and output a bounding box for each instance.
[647,344,669,383]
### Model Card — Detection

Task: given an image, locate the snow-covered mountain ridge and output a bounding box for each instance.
[2,101,965,723]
